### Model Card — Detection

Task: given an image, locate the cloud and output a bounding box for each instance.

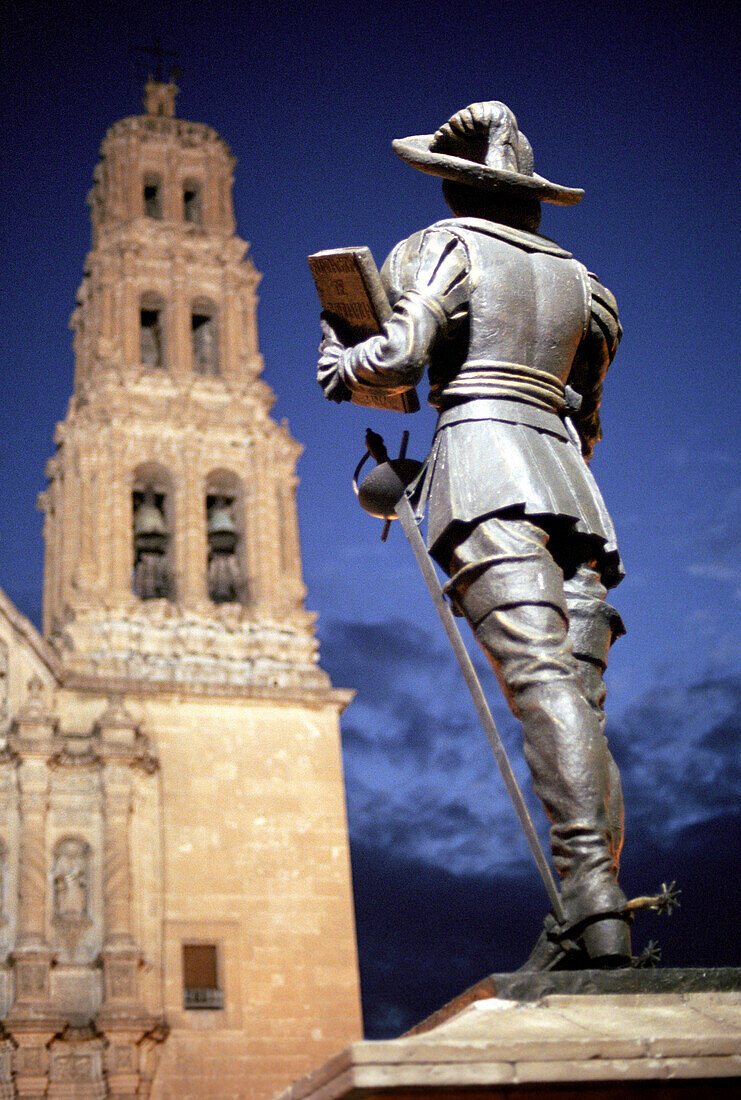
[686,484,741,598]
[349,839,546,1037]
[320,617,542,875]
[321,616,741,888]
[609,674,741,836]
[350,808,741,1038]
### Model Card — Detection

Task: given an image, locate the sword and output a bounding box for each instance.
[394,491,565,922]
[355,429,565,922]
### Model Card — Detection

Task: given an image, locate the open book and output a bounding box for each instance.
[308,246,419,414]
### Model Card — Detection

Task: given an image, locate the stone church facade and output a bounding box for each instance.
[0,80,362,1098]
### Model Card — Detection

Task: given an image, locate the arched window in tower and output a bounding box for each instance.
[205,471,244,605]
[140,291,166,369]
[191,299,219,375]
[143,172,163,219]
[132,466,174,600]
[183,179,202,225]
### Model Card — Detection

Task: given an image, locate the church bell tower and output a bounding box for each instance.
[0,78,363,1098]
[42,77,322,693]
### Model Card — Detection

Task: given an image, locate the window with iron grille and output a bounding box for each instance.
[182,943,223,1010]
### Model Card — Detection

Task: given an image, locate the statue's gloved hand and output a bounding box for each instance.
[317,316,352,403]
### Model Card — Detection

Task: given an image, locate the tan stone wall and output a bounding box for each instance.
[51,687,362,1100]
[147,694,361,1099]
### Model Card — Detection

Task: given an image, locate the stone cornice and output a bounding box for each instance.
[103,114,233,160]
[68,376,274,425]
[86,226,256,273]
[59,668,354,712]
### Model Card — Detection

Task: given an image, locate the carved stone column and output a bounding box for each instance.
[181,446,208,607]
[98,744,162,1099]
[7,681,63,1098]
[109,434,132,604]
[170,267,188,383]
[99,762,141,1021]
[9,682,56,1022]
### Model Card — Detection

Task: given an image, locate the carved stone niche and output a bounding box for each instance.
[52,838,91,926]
[51,837,93,965]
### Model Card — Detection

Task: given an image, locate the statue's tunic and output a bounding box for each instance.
[336,217,622,586]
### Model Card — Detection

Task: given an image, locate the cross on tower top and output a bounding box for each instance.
[135,35,180,83]
[135,37,181,117]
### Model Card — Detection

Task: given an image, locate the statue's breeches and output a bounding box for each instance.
[447,515,626,922]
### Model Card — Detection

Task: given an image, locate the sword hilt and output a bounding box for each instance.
[353,430,422,541]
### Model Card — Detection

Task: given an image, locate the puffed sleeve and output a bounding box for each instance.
[566,274,622,462]
[322,228,471,397]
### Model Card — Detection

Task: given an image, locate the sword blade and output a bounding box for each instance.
[394,493,565,922]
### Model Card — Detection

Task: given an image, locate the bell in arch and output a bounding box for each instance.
[133,488,171,599]
[207,496,241,604]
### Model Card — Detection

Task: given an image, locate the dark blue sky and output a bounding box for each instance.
[1,0,739,1036]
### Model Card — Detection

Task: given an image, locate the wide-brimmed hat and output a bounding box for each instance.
[392,101,583,206]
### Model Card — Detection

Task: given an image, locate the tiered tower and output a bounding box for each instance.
[43,77,321,693]
[0,79,362,1099]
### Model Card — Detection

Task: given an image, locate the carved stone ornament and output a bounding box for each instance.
[94,696,138,750]
[48,1027,106,1094]
[14,677,56,742]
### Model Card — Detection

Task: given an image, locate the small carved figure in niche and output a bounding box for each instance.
[317,101,633,969]
[133,488,171,599]
[53,838,89,922]
[140,308,163,368]
[206,495,241,603]
[192,312,218,374]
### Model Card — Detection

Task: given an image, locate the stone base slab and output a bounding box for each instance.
[407,967,741,1036]
[279,990,741,1099]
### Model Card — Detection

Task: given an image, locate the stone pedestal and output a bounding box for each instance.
[280,987,741,1099]
[7,948,55,1021]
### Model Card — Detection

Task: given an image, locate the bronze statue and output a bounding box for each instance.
[317,101,632,969]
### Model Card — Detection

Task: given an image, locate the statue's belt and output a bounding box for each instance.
[433,360,567,413]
